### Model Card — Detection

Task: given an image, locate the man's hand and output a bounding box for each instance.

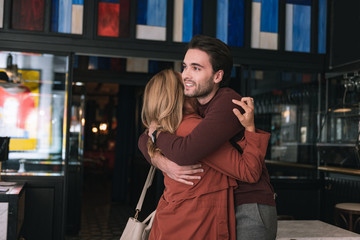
[152,153,203,185]
[232,97,255,132]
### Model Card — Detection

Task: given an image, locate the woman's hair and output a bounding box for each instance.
[141,69,185,157]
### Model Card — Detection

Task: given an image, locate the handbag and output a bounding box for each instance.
[120,166,156,240]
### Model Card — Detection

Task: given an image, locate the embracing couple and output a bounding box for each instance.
[138,35,277,240]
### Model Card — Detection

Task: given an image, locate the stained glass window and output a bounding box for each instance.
[251,0,279,50]
[136,0,167,41]
[52,0,84,34]
[318,0,327,54]
[173,0,203,43]
[285,0,311,52]
[12,0,45,31]
[216,0,245,47]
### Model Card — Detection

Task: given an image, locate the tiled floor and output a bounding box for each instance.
[65,172,133,240]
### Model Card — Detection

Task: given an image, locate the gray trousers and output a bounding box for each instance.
[236,203,277,240]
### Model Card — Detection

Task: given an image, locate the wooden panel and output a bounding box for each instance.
[12,0,45,31]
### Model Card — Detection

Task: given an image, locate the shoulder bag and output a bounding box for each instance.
[120,165,156,240]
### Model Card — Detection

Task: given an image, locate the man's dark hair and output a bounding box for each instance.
[186,35,233,87]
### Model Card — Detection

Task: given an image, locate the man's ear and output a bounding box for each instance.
[214,70,224,84]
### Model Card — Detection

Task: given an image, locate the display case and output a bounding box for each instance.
[318,72,360,170]
[0,51,69,174]
[0,50,71,240]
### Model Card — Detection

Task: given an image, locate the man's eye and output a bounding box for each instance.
[194,67,199,71]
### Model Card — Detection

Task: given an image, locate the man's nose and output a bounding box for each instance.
[182,68,190,80]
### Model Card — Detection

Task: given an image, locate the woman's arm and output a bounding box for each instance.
[155,88,244,165]
[203,129,270,183]
[138,130,204,185]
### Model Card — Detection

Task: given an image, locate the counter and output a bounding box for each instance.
[277,220,360,239]
[0,182,25,240]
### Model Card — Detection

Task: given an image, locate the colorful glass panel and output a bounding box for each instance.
[136,0,167,41]
[174,0,203,42]
[285,0,311,52]
[318,0,327,54]
[98,2,120,37]
[12,0,45,31]
[251,0,278,50]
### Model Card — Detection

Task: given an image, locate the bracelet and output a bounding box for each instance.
[151,129,158,143]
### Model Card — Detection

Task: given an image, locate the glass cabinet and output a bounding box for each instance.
[0,51,69,175]
[317,73,360,169]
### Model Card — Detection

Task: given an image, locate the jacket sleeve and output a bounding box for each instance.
[138,131,152,164]
[156,88,244,165]
[202,129,270,183]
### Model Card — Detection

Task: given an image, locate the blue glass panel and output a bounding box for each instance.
[228,0,244,46]
[89,56,99,70]
[230,66,236,78]
[148,60,159,74]
[51,0,59,32]
[73,55,79,68]
[58,0,72,33]
[147,0,166,27]
[286,0,311,5]
[260,0,278,33]
[73,0,83,4]
[318,0,326,54]
[216,0,228,43]
[253,0,261,2]
[137,0,147,25]
[193,0,202,35]
[183,0,194,42]
[293,4,310,52]
[98,57,111,70]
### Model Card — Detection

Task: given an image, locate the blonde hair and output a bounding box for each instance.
[141,69,185,157]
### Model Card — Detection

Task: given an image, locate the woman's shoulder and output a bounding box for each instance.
[176,114,202,136]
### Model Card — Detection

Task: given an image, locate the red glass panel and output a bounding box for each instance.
[12,0,45,31]
[98,2,120,37]
[119,0,130,38]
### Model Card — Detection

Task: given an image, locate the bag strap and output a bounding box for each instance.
[134,165,156,219]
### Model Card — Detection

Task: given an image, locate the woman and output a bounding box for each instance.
[139,69,270,239]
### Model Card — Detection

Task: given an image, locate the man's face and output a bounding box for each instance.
[182,49,222,105]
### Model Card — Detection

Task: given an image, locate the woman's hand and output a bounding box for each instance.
[232,97,255,132]
[148,121,159,137]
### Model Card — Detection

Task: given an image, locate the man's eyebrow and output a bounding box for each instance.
[187,62,204,68]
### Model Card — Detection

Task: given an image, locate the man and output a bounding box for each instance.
[138,35,277,240]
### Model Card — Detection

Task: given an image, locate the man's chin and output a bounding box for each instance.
[184,91,195,98]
